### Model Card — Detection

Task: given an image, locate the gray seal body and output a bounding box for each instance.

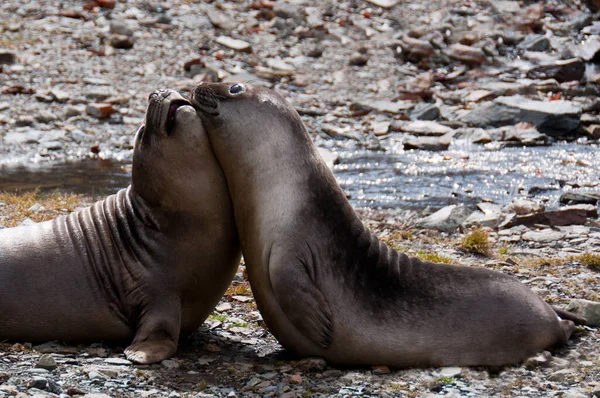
[190,82,583,368]
[0,90,241,364]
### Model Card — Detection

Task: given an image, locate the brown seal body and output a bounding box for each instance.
[0,90,240,364]
[190,82,583,368]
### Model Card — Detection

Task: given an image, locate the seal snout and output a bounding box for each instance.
[145,89,193,137]
[189,86,220,117]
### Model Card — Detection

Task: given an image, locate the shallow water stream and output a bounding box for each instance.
[0,143,598,211]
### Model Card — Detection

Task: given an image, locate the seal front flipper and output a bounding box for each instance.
[269,254,333,349]
[124,294,181,364]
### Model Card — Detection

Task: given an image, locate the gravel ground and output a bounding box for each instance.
[1,0,600,397]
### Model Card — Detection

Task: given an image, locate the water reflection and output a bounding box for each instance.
[0,159,131,197]
[0,143,598,210]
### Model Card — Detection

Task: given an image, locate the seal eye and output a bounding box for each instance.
[229,83,245,96]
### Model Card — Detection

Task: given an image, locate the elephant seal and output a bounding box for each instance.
[0,89,240,364]
[190,82,585,368]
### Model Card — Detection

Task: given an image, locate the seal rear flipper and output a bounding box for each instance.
[552,306,587,325]
[269,259,333,349]
[124,295,181,364]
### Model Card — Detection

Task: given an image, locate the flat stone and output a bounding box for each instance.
[86,103,116,119]
[403,133,452,151]
[518,34,551,52]
[206,8,237,30]
[410,102,440,121]
[215,36,252,53]
[416,205,475,233]
[465,90,493,102]
[522,229,566,243]
[215,302,232,312]
[316,147,338,169]
[104,358,132,366]
[364,0,399,8]
[547,369,578,383]
[390,120,453,136]
[357,100,412,114]
[446,43,486,66]
[559,192,600,206]
[439,367,462,378]
[4,130,44,145]
[503,199,545,216]
[161,359,180,369]
[463,96,582,139]
[566,299,600,326]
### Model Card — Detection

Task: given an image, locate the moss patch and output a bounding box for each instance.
[414,249,455,264]
[459,228,491,256]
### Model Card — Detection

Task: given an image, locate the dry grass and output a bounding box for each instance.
[570,252,600,271]
[225,282,252,296]
[459,228,491,256]
[414,249,455,264]
[0,190,84,227]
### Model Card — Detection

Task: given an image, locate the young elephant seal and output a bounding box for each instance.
[0,89,240,364]
[190,82,584,368]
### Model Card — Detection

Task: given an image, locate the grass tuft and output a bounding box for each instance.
[570,252,600,271]
[459,228,491,256]
[415,250,454,264]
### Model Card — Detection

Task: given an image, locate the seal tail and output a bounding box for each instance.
[552,306,587,325]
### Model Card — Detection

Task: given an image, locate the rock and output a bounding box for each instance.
[522,229,566,243]
[416,205,474,233]
[110,34,136,49]
[104,358,132,366]
[454,128,492,144]
[390,120,453,136]
[179,15,212,30]
[316,147,339,169]
[395,36,435,62]
[365,0,399,8]
[206,8,236,30]
[216,36,252,53]
[446,43,486,66]
[524,351,552,369]
[28,376,48,390]
[562,388,591,398]
[355,100,412,114]
[559,192,600,206]
[503,199,544,216]
[15,115,35,127]
[0,50,16,65]
[109,20,133,36]
[439,367,462,378]
[372,365,390,374]
[566,299,600,326]
[86,103,116,119]
[465,90,493,103]
[370,120,391,136]
[216,302,232,312]
[526,59,586,83]
[410,103,440,121]
[35,354,57,371]
[518,34,551,52]
[36,110,58,124]
[349,53,369,66]
[289,373,302,384]
[547,369,578,383]
[297,358,327,372]
[4,130,44,145]
[161,359,180,369]
[586,125,600,140]
[463,96,582,139]
[403,133,452,151]
[88,370,107,381]
[550,357,570,370]
[502,205,597,228]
